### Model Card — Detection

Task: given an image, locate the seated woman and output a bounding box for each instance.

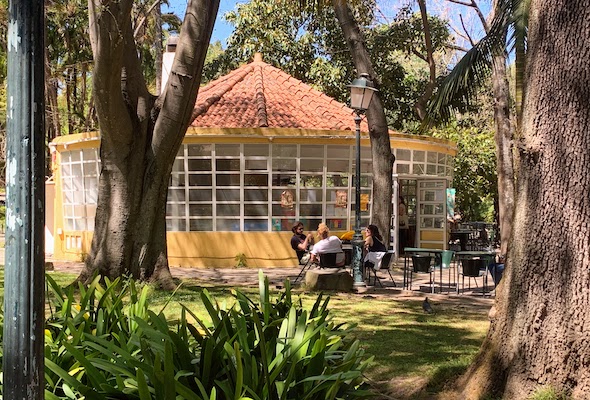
[290,221,314,264]
[310,223,345,266]
[363,225,387,274]
[364,224,387,253]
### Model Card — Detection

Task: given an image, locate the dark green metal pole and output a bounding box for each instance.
[4,0,46,398]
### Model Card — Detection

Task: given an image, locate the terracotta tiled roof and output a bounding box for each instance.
[190,54,368,131]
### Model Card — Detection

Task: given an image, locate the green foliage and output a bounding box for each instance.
[234,252,248,268]
[433,122,497,222]
[530,386,571,400]
[1,273,371,399]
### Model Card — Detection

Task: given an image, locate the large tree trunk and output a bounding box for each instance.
[332,0,394,238]
[461,1,590,398]
[79,0,219,289]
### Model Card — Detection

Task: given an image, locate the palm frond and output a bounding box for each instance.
[424,0,530,126]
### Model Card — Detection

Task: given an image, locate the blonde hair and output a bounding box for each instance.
[317,223,330,239]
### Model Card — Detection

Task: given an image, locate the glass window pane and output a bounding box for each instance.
[72,164,82,177]
[245,159,268,170]
[216,219,240,231]
[272,144,297,157]
[300,175,322,187]
[434,217,445,228]
[245,189,268,201]
[327,145,350,158]
[216,174,240,186]
[172,158,184,172]
[396,163,410,174]
[413,150,425,162]
[188,144,212,156]
[167,203,186,217]
[427,151,437,163]
[166,219,186,231]
[327,159,350,173]
[83,148,96,160]
[426,164,437,175]
[168,188,185,202]
[300,145,324,158]
[170,173,185,187]
[189,204,212,216]
[421,217,434,228]
[244,204,268,216]
[217,204,240,216]
[188,174,212,186]
[70,150,81,162]
[397,149,411,161]
[245,219,268,231]
[300,159,323,172]
[244,174,267,186]
[216,188,240,201]
[300,189,322,202]
[300,204,322,216]
[413,164,425,175]
[244,144,269,156]
[188,159,211,171]
[189,219,212,231]
[438,153,447,164]
[85,189,98,204]
[216,159,240,171]
[326,175,348,187]
[216,144,240,156]
[188,189,212,201]
[272,159,296,171]
[360,147,371,159]
[272,173,296,186]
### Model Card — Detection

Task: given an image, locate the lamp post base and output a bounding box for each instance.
[351,231,366,288]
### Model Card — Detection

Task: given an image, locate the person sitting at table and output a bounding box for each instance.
[310,223,345,266]
[364,224,387,253]
[363,225,387,277]
[290,221,314,264]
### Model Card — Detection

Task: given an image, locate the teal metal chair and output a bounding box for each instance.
[440,250,455,292]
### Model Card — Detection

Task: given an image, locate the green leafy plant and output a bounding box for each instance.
[1,272,371,399]
[235,252,248,268]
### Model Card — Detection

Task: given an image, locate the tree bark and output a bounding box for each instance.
[332,0,394,239]
[413,0,437,121]
[461,1,590,398]
[491,53,514,259]
[80,0,219,288]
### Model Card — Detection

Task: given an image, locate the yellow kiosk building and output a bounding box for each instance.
[48,54,456,268]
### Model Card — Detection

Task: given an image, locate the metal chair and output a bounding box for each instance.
[459,258,486,294]
[365,251,396,287]
[293,251,313,283]
[409,254,434,293]
[318,252,342,269]
[440,250,455,292]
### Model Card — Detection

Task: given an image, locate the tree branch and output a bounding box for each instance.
[460,14,476,46]
[134,0,162,39]
[414,0,437,121]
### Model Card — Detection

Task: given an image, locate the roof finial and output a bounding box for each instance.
[254,53,263,63]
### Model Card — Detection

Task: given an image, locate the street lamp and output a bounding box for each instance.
[348,73,377,288]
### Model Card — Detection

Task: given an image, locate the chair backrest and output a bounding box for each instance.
[319,253,339,268]
[461,258,486,277]
[441,250,454,269]
[377,251,393,271]
[412,255,432,273]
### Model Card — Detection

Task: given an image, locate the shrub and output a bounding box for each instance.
[2,272,372,399]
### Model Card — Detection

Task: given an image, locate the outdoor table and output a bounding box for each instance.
[454,250,496,295]
[403,247,444,291]
[450,230,472,251]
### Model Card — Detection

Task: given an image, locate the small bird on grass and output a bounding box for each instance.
[422,297,434,314]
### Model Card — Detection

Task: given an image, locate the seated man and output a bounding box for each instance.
[290,221,314,264]
[310,223,345,266]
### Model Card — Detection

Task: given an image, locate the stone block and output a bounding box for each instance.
[304,269,352,292]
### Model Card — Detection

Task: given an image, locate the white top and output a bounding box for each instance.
[311,236,343,255]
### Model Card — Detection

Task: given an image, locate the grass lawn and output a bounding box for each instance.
[45,271,490,399]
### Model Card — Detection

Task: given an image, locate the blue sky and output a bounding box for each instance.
[163,0,240,45]
[163,0,490,48]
